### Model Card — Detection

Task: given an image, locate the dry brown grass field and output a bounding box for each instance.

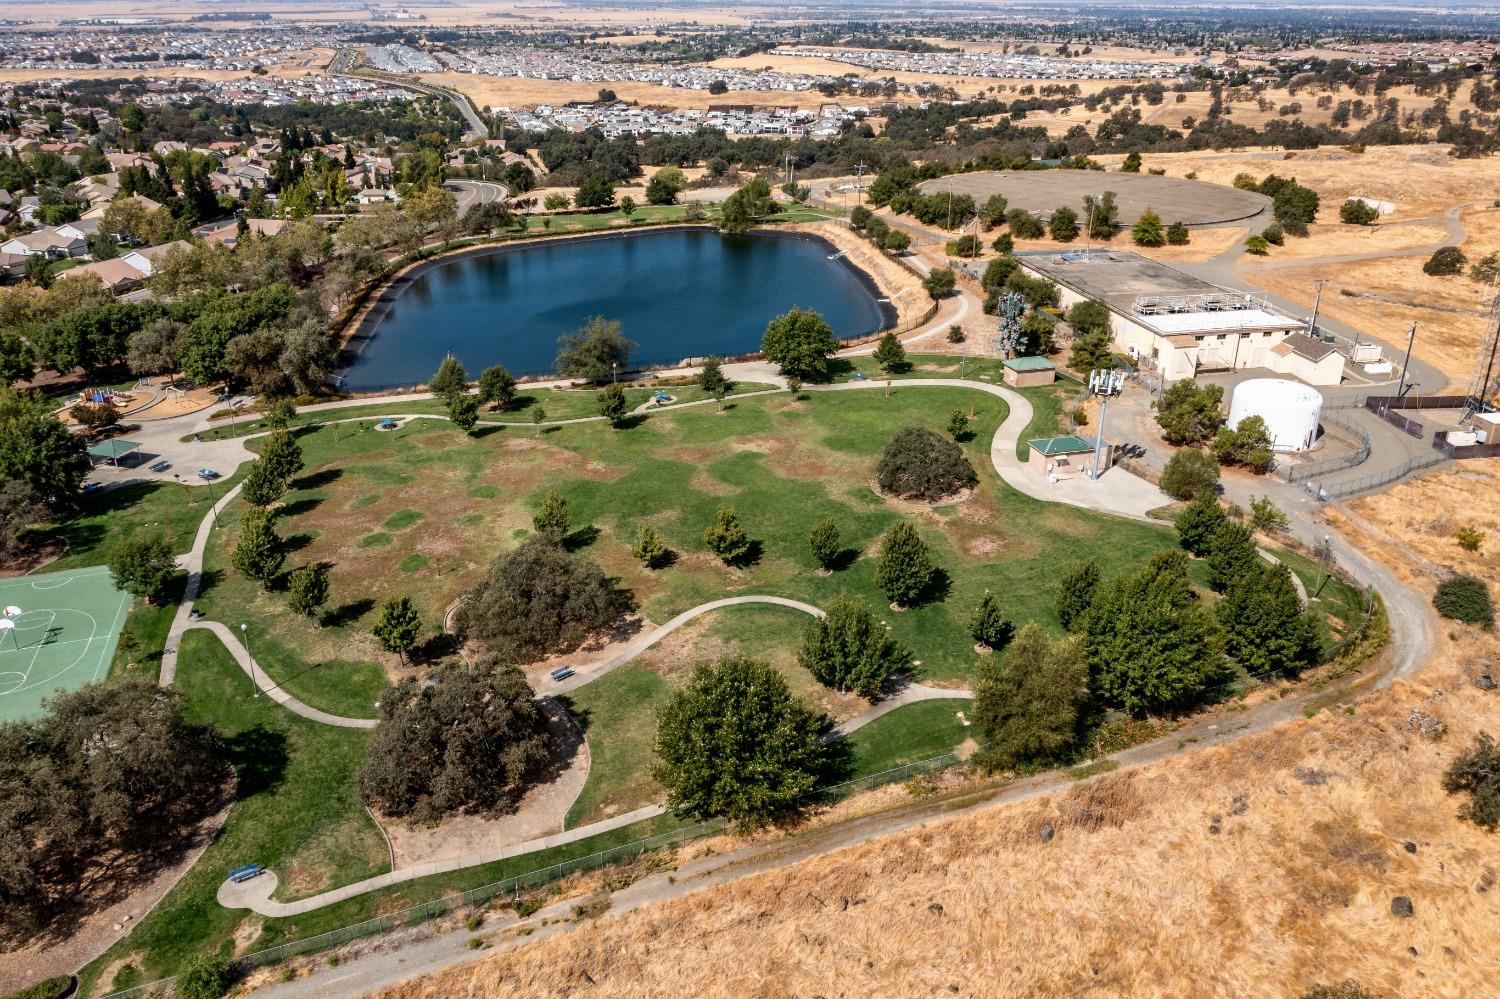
[366,463,1500,999]
[1238,205,1500,383]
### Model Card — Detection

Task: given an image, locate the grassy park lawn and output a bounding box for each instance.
[78,630,387,995]
[108,572,187,685]
[191,382,777,442]
[846,698,976,776]
[1269,545,1370,649]
[49,469,247,568]
[190,384,1181,718]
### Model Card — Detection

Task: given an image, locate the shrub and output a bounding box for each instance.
[1165,220,1190,245]
[946,324,966,344]
[532,489,571,543]
[1261,222,1285,246]
[1442,732,1500,830]
[944,234,981,256]
[1006,208,1045,239]
[176,953,236,999]
[1048,206,1079,241]
[1457,526,1486,552]
[1213,416,1274,472]
[922,267,957,299]
[703,506,751,564]
[1159,448,1220,501]
[1244,235,1270,255]
[1249,495,1290,533]
[875,426,978,501]
[1065,299,1112,337]
[631,523,667,568]
[596,382,627,426]
[1423,245,1467,276]
[456,537,631,662]
[1433,573,1493,627]
[1338,198,1380,225]
[359,664,551,822]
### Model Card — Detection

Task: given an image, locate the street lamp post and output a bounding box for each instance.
[1398,321,1418,398]
[242,623,255,697]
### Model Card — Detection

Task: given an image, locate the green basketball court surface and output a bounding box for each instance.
[0,567,129,723]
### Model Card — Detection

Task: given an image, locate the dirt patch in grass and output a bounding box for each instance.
[688,468,739,497]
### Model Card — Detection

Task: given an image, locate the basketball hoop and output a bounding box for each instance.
[1,606,20,620]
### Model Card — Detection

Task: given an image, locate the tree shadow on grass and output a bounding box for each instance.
[563,524,601,551]
[917,567,954,607]
[612,413,649,431]
[470,423,507,439]
[278,495,323,518]
[324,597,375,628]
[825,358,856,380]
[282,532,316,555]
[553,694,590,735]
[294,467,342,490]
[224,725,289,798]
[829,548,861,572]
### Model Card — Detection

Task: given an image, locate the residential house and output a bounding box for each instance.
[120,240,192,277]
[0,226,88,259]
[56,256,148,294]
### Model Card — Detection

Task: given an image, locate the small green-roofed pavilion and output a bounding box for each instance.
[87,439,141,465]
[1002,356,1056,372]
[1028,435,1094,456]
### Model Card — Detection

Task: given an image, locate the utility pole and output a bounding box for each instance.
[853,163,869,205]
[1086,368,1124,480]
[1308,279,1326,339]
[1397,321,1417,398]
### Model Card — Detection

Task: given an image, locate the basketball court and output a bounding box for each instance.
[0,567,130,723]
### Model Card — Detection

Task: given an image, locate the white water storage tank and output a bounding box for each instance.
[1227,378,1323,452]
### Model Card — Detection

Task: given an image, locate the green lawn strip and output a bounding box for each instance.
[110,571,187,685]
[1267,545,1369,647]
[51,468,247,568]
[217,810,690,973]
[191,383,776,442]
[77,630,387,996]
[562,603,817,830]
[846,698,975,777]
[563,665,671,830]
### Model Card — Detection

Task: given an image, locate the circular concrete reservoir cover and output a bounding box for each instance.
[919,170,1271,228]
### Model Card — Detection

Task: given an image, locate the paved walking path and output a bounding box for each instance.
[829,681,972,738]
[544,595,823,694]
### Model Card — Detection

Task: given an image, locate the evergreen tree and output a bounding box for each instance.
[703,506,751,564]
[798,594,912,698]
[532,489,571,544]
[1165,220,1191,245]
[596,382,627,426]
[230,505,282,589]
[1219,562,1321,674]
[631,522,667,568]
[653,656,829,825]
[428,354,468,401]
[1121,151,1143,173]
[477,364,517,409]
[973,623,1088,770]
[872,332,907,373]
[371,595,422,665]
[874,521,936,607]
[1084,550,1225,715]
[1055,559,1101,631]
[969,591,1013,651]
[946,409,969,440]
[258,428,303,486]
[1205,521,1261,593]
[240,459,284,508]
[698,355,729,397]
[1176,491,1229,557]
[287,563,330,621]
[447,393,481,434]
[1131,207,1166,246]
[1048,206,1079,241]
[809,517,841,570]
[1069,330,1113,374]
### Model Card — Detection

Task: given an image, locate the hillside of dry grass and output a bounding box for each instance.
[371,463,1500,999]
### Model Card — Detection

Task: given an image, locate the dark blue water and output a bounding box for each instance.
[340,228,893,390]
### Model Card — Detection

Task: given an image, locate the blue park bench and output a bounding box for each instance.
[228,863,262,883]
[549,666,575,682]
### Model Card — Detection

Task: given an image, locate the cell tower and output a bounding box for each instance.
[992,293,1027,357]
[1462,286,1500,422]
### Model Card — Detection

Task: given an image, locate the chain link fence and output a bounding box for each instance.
[95,748,978,999]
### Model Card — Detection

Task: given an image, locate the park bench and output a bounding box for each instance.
[149,460,171,472]
[228,863,262,883]
[549,666,575,682]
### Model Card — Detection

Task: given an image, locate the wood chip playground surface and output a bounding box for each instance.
[0,567,129,723]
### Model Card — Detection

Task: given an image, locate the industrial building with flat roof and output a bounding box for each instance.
[1018,250,1345,385]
